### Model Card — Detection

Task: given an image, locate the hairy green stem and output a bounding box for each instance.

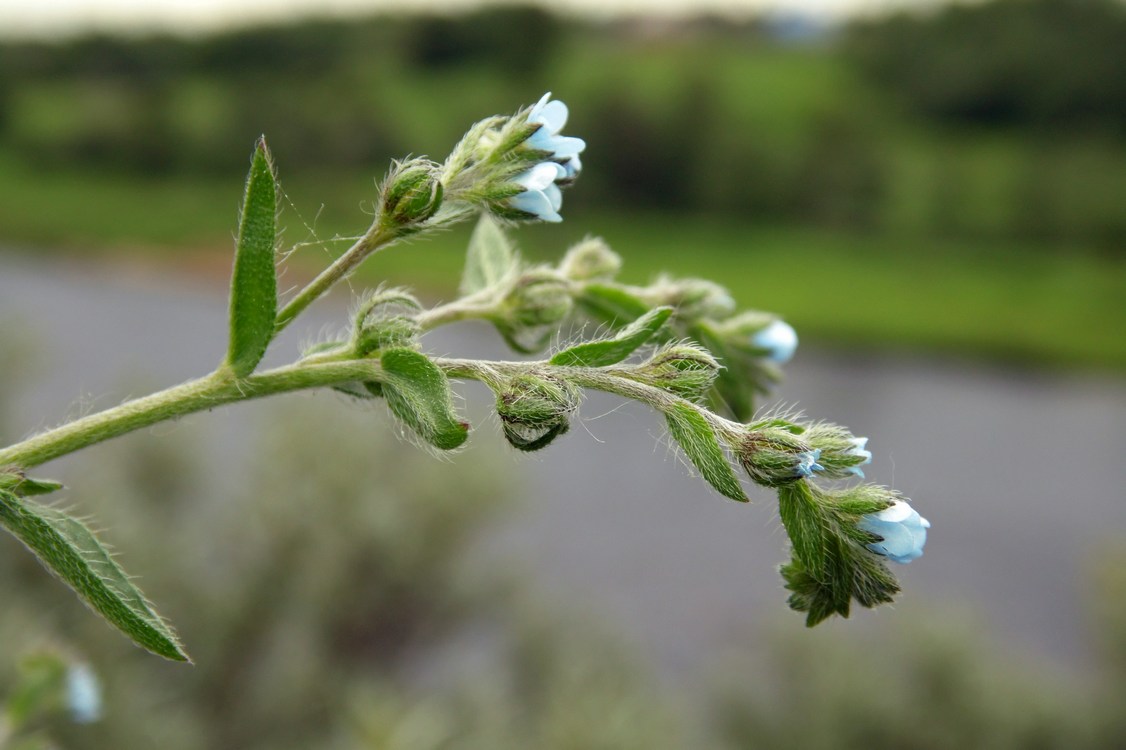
[0,361,382,471]
[437,357,740,436]
[0,352,738,475]
[274,224,398,334]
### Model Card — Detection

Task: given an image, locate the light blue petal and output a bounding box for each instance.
[550,135,586,157]
[544,183,563,212]
[535,100,569,133]
[515,163,560,191]
[751,320,798,363]
[562,154,582,179]
[510,190,562,223]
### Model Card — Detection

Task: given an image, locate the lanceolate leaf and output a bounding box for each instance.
[380,349,469,450]
[0,490,189,661]
[551,307,673,368]
[663,403,746,503]
[225,137,278,377]
[461,214,516,295]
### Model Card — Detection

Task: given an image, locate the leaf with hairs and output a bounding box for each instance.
[380,349,469,450]
[225,137,278,377]
[551,307,673,368]
[663,403,746,503]
[0,490,188,661]
[461,214,517,295]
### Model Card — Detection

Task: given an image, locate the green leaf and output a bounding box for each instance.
[225,137,278,377]
[551,307,673,368]
[380,349,469,450]
[576,284,650,328]
[0,490,189,661]
[663,403,746,503]
[461,214,517,295]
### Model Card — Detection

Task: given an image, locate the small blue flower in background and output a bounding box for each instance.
[846,436,872,477]
[795,448,824,478]
[510,162,566,223]
[751,320,798,364]
[527,92,585,178]
[66,662,102,724]
[858,500,930,564]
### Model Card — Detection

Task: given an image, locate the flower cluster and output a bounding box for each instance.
[438,92,586,225]
[506,93,586,222]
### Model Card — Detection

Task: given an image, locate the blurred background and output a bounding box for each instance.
[1,0,1124,747]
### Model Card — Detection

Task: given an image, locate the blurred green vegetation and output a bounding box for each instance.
[1,336,1125,748]
[0,0,1123,370]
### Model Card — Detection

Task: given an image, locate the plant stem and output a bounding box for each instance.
[273,224,398,335]
[0,360,382,471]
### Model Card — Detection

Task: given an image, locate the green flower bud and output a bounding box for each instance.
[803,422,873,479]
[495,374,581,452]
[630,343,721,402]
[381,159,444,230]
[737,425,823,488]
[560,237,622,282]
[353,288,422,357]
[493,269,574,353]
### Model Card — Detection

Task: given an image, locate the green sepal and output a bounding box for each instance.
[576,284,650,328]
[379,349,469,450]
[461,214,517,295]
[225,137,278,377]
[551,307,673,368]
[0,490,189,661]
[663,402,746,503]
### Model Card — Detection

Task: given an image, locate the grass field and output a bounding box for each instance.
[1,150,1121,372]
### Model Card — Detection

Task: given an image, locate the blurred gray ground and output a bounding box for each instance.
[2,251,1124,678]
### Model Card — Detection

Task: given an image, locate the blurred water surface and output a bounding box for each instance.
[1,251,1124,679]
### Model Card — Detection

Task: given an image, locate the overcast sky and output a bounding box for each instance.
[0,0,952,38]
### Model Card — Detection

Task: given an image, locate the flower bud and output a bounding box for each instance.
[750,319,798,364]
[857,499,930,564]
[495,270,574,352]
[738,426,823,487]
[632,343,721,401]
[647,276,736,321]
[496,374,580,452]
[353,288,422,357]
[510,271,573,328]
[381,159,444,230]
[803,422,873,479]
[560,237,622,282]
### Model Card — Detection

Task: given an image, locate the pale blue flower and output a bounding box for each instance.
[510,162,565,223]
[795,448,824,478]
[527,92,585,178]
[858,500,930,564]
[66,662,102,724]
[751,320,798,364]
[846,436,872,478]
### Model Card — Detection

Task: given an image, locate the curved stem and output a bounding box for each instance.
[274,224,398,335]
[0,360,383,471]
